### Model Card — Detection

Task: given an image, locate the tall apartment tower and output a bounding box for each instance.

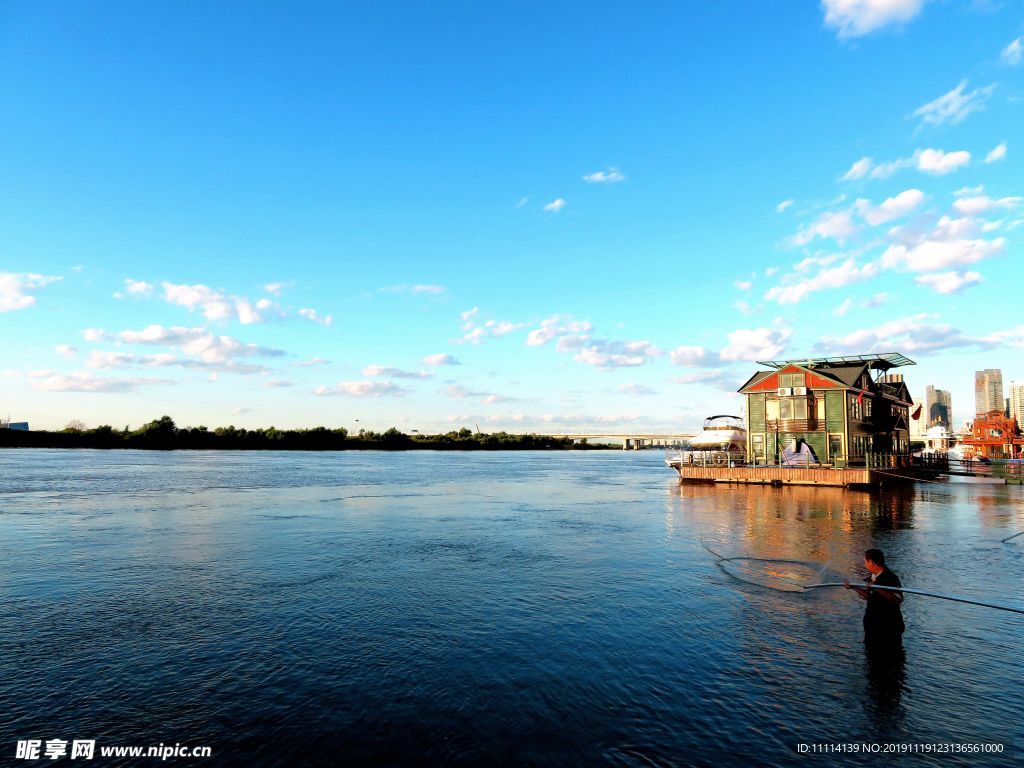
[975,369,1004,415]
[1010,382,1024,427]
[925,385,952,429]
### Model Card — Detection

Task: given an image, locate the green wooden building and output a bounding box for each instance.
[738,353,915,466]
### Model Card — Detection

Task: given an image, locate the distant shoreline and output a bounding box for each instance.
[0,416,616,452]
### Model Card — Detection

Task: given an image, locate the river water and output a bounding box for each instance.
[1,449,1022,767]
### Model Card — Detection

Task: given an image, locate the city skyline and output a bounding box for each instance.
[3,3,1024,432]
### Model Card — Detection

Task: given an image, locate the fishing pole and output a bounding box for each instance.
[806,582,1024,615]
[1002,530,1024,544]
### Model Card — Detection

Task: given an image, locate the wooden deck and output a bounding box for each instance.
[667,461,925,488]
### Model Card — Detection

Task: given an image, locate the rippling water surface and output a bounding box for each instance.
[1,449,1022,767]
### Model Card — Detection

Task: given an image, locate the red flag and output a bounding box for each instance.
[911,404,922,420]
[857,391,864,407]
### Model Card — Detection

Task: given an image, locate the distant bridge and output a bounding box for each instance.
[545,433,695,450]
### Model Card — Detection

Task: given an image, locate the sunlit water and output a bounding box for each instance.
[1,449,1022,767]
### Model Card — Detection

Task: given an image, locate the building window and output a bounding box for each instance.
[751,434,765,458]
[849,394,863,421]
[766,399,779,421]
[816,397,825,421]
[865,399,872,418]
[780,372,806,389]
[780,398,807,420]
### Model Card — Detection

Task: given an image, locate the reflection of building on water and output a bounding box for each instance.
[668,483,917,568]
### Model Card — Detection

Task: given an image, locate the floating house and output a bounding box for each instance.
[738,353,915,467]
[666,353,931,488]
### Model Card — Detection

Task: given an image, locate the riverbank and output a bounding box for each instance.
[0,416,615,451]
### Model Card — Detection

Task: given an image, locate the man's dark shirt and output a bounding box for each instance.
[863,568,905,638]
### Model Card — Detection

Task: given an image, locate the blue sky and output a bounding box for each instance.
[2,1,1023,432]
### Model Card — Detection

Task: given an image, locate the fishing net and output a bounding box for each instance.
[702,540,842,593]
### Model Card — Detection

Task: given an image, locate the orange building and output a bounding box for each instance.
[961,411,1024,459]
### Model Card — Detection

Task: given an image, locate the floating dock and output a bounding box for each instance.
[666,460,939,488]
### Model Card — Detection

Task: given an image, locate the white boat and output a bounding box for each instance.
[667,414,747,467]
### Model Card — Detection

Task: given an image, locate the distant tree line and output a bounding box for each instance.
[0,416,611,451]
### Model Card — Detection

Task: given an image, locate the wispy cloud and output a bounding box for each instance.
[362,364,432,379]
[423,353,460,366]
[841,157,873,182]
[294,357,330,367]
[913,80,995,128]
[766,259,879,304]
[162,282,279,325]
[543,198,567,213]
[55,345,78,359]
[1002,37,1022,66]
[0,273,62,313]
[791,210,857,246]
[845,148,971,181]
[582,167,626,184]
[28,371,174,393]
[854,188,924,225]
[378,284,448,295]
[298,308,334,326]
[618,383,659,396]
[776,199,795,213]
[914,270,982,294]
[985,142,1007,164]
[816,314,985,355]
[314,381,407,397]
[822,0,925,39]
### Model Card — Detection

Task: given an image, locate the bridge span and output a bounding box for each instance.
[546,433,695,450]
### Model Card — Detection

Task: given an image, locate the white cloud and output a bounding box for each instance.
[855,188,925,225]
[952,192,1021,216]
[881,227,1004,272]
[822,0,925,39]
[914,270,982,294]
[298,308,334,326]
[816,314,982,355]
[362,364,431,379]
[82,325,285,374]
[791,210,857,246]
[913,80,995,128]
[776,199,795,213]
[410,284,446,295]
[865,292,888,307]
[1002,37,1023,66]
[543,198,567,213]
[162,282,280,325]
[526,316,593,347]
[671,370,743,392]
[263,281,292,295]
[314,381,407,397]
[765,258,878,304]
[29,371,173,393]
[458,309,524,344]
[55,344,78,359]
[985,142,1007,163]
[124,279,154,297]
[575,339,659,369]
[0,273,61,312]
[294,357,330,367]
[915,148,970,175]
[669,346,718,367]
[423,353,460,366]
[582,167,626,184]
[734,280,753,291]
[841,157,873,181]
[263,380,294,389]
[515,197,529,209]
[720,327,791,362]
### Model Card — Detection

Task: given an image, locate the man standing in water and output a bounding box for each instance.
[845,549,905,647]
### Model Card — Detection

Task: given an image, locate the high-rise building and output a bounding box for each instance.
[1010,382,1024,427]
[975,369,1004,415]
[910,397,926,441]
[925,385,952,429]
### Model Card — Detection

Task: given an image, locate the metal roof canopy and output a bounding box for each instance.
[755,352,916,371]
